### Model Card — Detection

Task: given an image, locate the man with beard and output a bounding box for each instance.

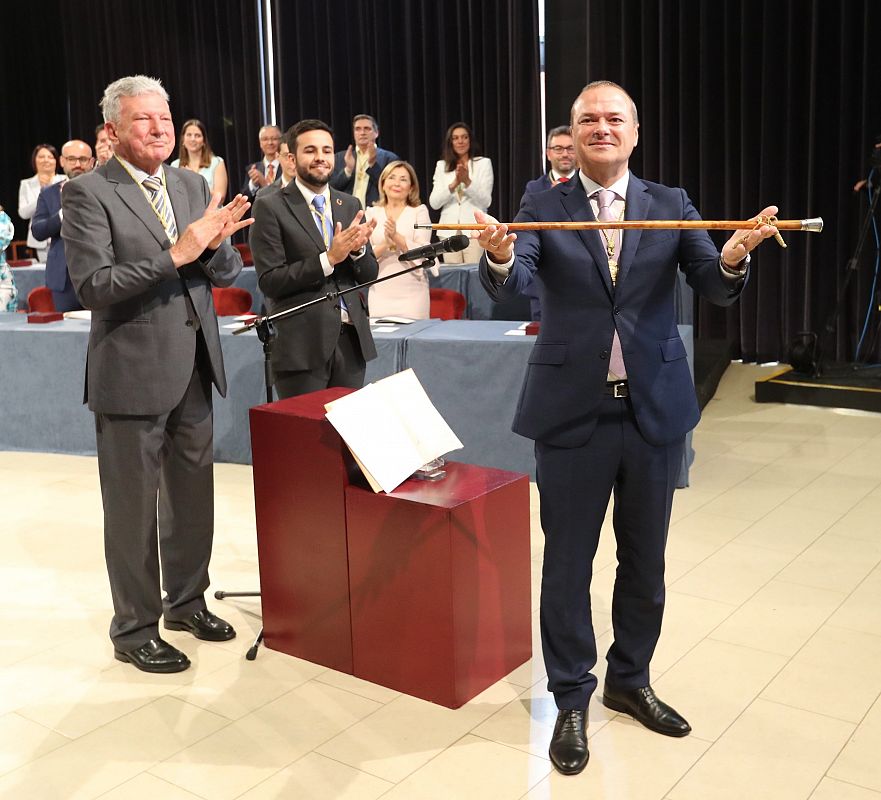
[250,119,378,399]
[31,139,95,311]
[524,126,577,194]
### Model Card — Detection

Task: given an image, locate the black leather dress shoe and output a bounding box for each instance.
[114,637,190,673]
[602,683,691,737]
[165,609,236,641]
[549,709,589,775]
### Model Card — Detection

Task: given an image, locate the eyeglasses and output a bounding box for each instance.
[63,156,93,165]
[548,146,575,154]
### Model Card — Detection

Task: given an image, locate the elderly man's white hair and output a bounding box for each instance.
[100,75,169,124]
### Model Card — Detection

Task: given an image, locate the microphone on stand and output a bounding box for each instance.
[398,234,470,262]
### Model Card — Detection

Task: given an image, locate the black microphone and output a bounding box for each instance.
[398,234,470,262]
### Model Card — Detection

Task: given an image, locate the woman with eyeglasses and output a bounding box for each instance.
[429,122,493,264]
[18,144,64,262]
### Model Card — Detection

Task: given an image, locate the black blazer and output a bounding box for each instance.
[249,183,379,372]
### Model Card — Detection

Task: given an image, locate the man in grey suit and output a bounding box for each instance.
[62,75,253,673]
[250,119,378,399]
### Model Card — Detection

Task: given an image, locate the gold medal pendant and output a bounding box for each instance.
[608,258,618,284]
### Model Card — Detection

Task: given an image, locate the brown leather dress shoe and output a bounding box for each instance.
[602,683,691,737]
[549,709,589,775]
[114,637,190,673]
[165,609,236,641]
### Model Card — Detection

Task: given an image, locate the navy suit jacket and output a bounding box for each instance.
[31,182,69,292]
[480,173,747,448]
[524,173,553,194]
[329,147,399,208]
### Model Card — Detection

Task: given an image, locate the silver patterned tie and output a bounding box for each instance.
[596,189,626,379]
[142,175,178,243]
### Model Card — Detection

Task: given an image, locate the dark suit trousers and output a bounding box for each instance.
[95,340,215,650]
[274,324,366,399]
[536,393,683,710]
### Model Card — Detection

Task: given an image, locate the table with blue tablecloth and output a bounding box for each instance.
[0,314,432,464]
[0,314,694,484]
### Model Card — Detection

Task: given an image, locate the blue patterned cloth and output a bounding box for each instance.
[0,210,18,312]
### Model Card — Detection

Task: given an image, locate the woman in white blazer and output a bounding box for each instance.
[429,122,493,264]
[18,144,64,262]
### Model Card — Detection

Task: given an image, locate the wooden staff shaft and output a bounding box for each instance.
[415,218,823,232]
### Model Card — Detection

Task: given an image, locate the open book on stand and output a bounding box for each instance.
[324,369,463,493]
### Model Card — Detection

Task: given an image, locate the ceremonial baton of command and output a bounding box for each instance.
[415,215,824,249]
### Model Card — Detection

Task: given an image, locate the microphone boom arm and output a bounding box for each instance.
[232,257,440,335]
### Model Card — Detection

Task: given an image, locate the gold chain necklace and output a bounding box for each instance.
[114,155,177,243]
[599,204,626,267]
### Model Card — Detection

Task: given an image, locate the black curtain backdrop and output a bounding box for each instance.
[59,0,263,204]
[270,0,542,225]
[546,0,881,364]
[0,1,69,246]
[0,0,261,249]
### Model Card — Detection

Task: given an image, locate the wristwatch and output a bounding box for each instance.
[721,252,750,276]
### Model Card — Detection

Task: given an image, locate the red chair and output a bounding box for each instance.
[10,241,35,262]
[234,243,254,267]
[429,288,466,320]
[27,286,56,312]
[6,259,34,267]
[212,286,253,316]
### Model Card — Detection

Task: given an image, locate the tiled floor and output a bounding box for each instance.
[2,362,881,799]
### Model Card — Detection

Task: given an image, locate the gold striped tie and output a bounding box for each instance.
[142,175,178,243]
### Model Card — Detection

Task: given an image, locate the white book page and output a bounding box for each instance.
[324,369,462,493]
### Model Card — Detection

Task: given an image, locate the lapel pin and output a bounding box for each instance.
[335,198,342,205]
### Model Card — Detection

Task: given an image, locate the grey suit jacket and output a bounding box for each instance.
[249,182,378,372]
[61,158,243,415]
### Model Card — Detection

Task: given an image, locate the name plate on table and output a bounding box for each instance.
[27,312,64,324]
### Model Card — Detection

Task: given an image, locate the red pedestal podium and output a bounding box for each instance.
[250,388,532,708]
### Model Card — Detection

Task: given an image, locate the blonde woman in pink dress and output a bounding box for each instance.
[365,160,438,319]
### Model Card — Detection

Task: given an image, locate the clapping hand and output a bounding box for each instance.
[327,211,377,266]
[170,192,254,268]
[248,164,268,188]
[344,145,356,175]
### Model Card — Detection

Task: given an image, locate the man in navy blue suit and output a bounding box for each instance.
[478,80,779,776]
[523,125,577,195]
[330,115,398,209]
[32,139,94,311]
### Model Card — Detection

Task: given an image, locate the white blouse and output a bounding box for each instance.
[429,157,493,239]
[18,174,65,250]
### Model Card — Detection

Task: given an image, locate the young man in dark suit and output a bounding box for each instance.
[250,119,378,398]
